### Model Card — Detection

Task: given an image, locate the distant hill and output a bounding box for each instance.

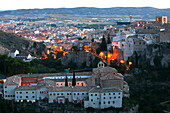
[0,7,170,19]
[0,30,46,56]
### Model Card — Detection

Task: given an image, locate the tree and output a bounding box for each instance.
[72,72,76,86]
[65,75,68,86]
[96,47,101,55]
[100,35,107,51]
[107,34,111,44]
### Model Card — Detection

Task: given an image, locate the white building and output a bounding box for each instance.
[3,63,129,109]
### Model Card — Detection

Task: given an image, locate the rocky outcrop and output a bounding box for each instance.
[130,44,170,68]
[59,51,97,67]
[0,45,9,55]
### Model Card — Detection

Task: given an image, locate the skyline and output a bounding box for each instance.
[1,0,170,11]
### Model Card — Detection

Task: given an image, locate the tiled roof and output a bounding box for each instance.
[4,76,21,85]
[88,87,122,93]
[15,86,44,91]
[48,86,91,92]
[100,73,122,80]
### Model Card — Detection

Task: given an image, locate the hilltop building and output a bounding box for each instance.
[3,62,129,109]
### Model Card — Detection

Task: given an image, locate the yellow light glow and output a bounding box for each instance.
[17,100,19,102]
[112,59,114,61]
[33,100,35,102]
[27,100,29,102]
[129,62,132,65]
[120,60,125,63]
[21,100,23,102]
[47,50,50,55]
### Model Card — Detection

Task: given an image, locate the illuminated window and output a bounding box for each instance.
[44,91,45,94]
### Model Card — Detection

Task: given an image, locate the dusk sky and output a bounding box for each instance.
[1,0,170,10]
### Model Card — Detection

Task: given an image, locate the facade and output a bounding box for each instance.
[3,63,129,109]
[156,15,167,24]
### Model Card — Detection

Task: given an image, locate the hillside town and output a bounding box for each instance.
[0,12,170,113]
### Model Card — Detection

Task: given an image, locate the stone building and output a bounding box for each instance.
[3,62,129,109]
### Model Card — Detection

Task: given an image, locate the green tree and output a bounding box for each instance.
[72,72,76,86]
[107,34,111,44]
[100,35,107,51]
[65,75,68,86]
[96,47,101,55]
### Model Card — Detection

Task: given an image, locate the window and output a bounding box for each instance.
[16,92,18,94]
[104,93,106,95]
[20,96,22,98]
[32,96,35,98]
[93,103,95,104]
[5,86,7,88]
[50,93,52,96]
[17,96,18,98]
[119,93,120,95]
[109,93,111,95]
[61,93,63,95]
[26,92,28,94]
[82,93,84,95]
[20,92,22,94]
[26,96,28,98]
[53,93,55,96]
[118,96,120,98]
[91,99,93,102]
[13,95,15,97]
[86,93,88,95]
[5,91,7,93]
[5,95,7,97]
[103,102,105,104]
[77,93,79,95]
[113,93,115,95]
[74,93,76,95]
[67,93,69,95]
[70,93,72,95]
[95,94,97,96]
[109,97,111,99]
[103,97,105,99]
[8,95,9,97]
[99,102,101,104]
[91,94,93,96]
[32,92,34,94]
[113,101,115,103]
[108,101,110,104]
[61,83,62,85]
[77,83,79,85]
[57,93,59,95]
[114,97,116,99]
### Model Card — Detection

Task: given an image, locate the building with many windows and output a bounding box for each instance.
[3,62,129,109]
